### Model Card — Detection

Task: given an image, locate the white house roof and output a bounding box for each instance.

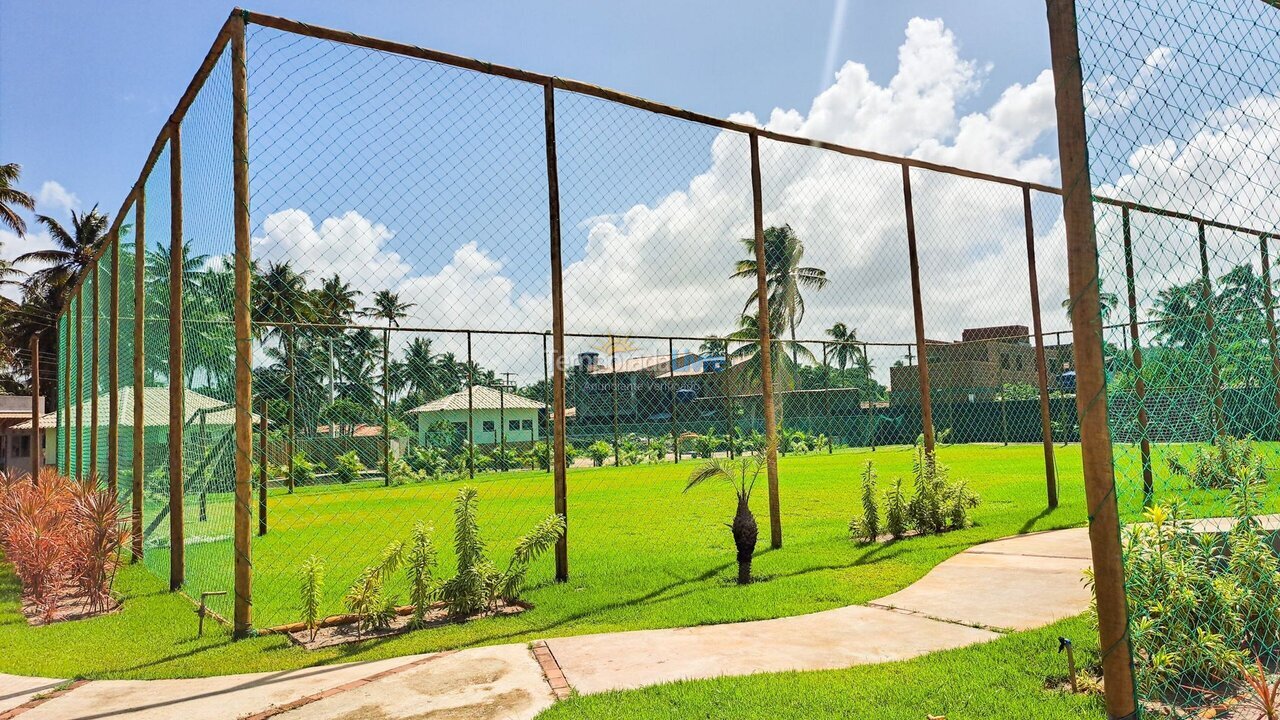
[11,387,256,430]
[407,386,546,414]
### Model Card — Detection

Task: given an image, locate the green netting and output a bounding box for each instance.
[56,312,67,474]
[1079,0,1280,713]
[96,258,111,482]
[140,142,173,587]
[118,210,138,513]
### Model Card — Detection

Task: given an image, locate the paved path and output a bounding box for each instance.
[0,527,1092,720]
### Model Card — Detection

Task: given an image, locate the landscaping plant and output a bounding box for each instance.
[299,554,325,642]
[684,454,763,584]
[334,451,365,484]
[850,461,879,544]
[342,539,404,636]
[289,451,316,488]
[437,486,565,615]
[690,429,724,459]
[586,440,612,467]
[1166,434,1260,490]
[405,522,438,629]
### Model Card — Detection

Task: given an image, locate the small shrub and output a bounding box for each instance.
[685,454,763,584]
[437,487,565,616]
[289,452,317,487]
[491,447,520,472]
[849,461,879,543]
[405,523,438,629]
[405,445,447,477]
[1167,435,1260,490]
[617,435,642,466]
[884,476,909,540]
[526,441,551,471]
[335,451,365,484]
[690,429,724,459]
[586,440,613,467]
[299,555,325,642]
[343,539,403,635]
[644,437,668,463]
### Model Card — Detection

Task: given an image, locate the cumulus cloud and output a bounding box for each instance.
[252,17,1066,382]
[36,181,80,217]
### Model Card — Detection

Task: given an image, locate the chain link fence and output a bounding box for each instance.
[1076,0,1280,714]
[42,8,1262,651]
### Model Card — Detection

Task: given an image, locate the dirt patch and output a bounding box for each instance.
[288,601,527,650]
[22,583,121,626]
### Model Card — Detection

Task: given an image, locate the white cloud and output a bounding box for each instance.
[252,17,1066,383]
[36,181,80,217]
[1085,46,1174,118]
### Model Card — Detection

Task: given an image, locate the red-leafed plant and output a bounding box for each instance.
[0,469,128,621]
[1239,657,1280,720]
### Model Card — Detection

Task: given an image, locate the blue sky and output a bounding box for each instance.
[1,0,1054,221]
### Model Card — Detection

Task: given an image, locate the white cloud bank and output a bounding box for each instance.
[252,17,1072,380]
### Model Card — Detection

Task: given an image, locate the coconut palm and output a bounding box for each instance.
[1060,280,1118,324]
[365,289,415,328]
[402,338,459,403]
[732,224,828,362]
[0,163,35,236]
[15,207,110,305]
[314,273,361,327]
[253,261,315,338]
[824,322,867,371]
[684,453,764,584]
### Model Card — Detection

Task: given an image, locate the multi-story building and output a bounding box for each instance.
[889,325,1074,404]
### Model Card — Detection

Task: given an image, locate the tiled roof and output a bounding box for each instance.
[11,387,256,430]
[407,385,546,414]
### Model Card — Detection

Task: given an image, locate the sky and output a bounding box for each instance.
[5,0,1276,387]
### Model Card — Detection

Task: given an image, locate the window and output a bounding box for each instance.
[482,420,495,432]
[509,420,520,431]
[16,436,30,458]
[1000,355,1010,370]
[521,419,533,430]
[452,422,467,438]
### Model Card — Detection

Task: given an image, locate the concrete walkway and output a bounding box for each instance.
[0,527,1092,720]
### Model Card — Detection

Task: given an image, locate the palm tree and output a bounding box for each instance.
[313,273,361,326]
[721,311,815,397]
[365,289,415,327]
[732,224,828,361]
[824,322,867,371]
[253,261,315,338]
[1061,281,1118,324]
[0,163,35,236]
[684,454,764,584]
[15,207,110,305]
[699,337,728,358]
[402,338,459,402]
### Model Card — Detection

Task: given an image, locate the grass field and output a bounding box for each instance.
[533,613,1106,720]
[2,442,1092,680]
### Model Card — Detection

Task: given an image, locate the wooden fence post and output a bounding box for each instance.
[133,186,146,563]
[1046,0,1138,715]
[90,264,100,480]
[466,330,475,479]
[1023,185,1059,508]
[258,399,268,537]
[1260,234,1280,440]
[382,327,391,485]
[545,80,569,581]
[669,337,678,462]
[30,336,40,477]
[231,11,254,638]
[903,164,935,455]
[286,325,296,493]
[749,131,782,550]
[1197,222,1228,447]
[1121,208,1154,506]
[108,232,121,497]
[168,120,186,592]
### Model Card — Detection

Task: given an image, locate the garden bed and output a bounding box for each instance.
[282,600,528,650]
[21,581,121,626]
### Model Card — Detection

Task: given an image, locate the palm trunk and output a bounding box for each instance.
[732,496,758,584]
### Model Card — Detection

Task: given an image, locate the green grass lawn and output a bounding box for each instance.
[533,613,1105,720]
[1,442,1090,680]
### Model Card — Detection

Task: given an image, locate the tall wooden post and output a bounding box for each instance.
[749,132,782,549]
[1260,234,1280,440]
[108,233,121,496]
[258,399,268,537]
[543,333,551,473]
[168,120,186,592]
[231,13,254,638]
[669,337,678,463]
[545,80,569,581]
[466,331,475,479]
[1197,222,1228,446]
[610,336,620,466]
[903,164,935,454]
[286,325,296,492]
[823,343,834,453]
[75,288,84,479]
[1046,1,1138,715]
[30,336,40,476]
[723,346,734,459]
[1024,185,1058,507]
[90,265,100,480]
[132,187,146,562]
[382,327,391,485]
[1122,209,1154,506]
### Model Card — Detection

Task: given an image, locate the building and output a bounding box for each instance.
[889,325,1075,404]
[407,386,545,447]
[10,387,256,476]
[0,395,45,475]
[570,351,724,423]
